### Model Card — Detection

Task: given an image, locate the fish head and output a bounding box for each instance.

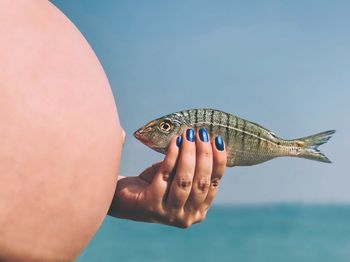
[134,112,186,153]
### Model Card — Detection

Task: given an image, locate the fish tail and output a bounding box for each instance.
[296,130,335,163]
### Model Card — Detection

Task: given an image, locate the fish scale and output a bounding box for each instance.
[182,109,274,166]
[134,108,335,167]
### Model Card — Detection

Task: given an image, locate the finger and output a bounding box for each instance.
[185,128,212,211]
[139,162,162,184]
[150,136,180,193]
[144,136,180,214]
[203,136,227,210]
[166,128,196,211]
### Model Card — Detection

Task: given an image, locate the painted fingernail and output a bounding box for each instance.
[199,127,209,142]
[186,128,195,142]
[176,136,182,148]
[215,136,224,151]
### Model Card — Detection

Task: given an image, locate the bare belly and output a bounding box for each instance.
[0,1,123,260]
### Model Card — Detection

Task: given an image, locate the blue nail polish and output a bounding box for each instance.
[186,128,195,142]
[215,136,224,151]
[176,136,182,148]
[199,127,209,142]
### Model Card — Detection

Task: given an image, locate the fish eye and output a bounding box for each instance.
[159,120,172,132]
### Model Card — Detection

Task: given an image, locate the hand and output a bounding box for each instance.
[108,128,227,228]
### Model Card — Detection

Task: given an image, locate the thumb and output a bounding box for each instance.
[138,162,162,184]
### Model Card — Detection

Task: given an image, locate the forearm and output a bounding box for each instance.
[107,175,125,217]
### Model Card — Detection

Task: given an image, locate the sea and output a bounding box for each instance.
[77,205,350,262]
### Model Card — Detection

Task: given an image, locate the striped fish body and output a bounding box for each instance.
[171,109,298,166]
[134,108,335,167]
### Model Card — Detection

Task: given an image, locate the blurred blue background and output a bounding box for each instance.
[51,1,350,261]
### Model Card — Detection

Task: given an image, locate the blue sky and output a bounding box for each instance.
[52,0,350,204]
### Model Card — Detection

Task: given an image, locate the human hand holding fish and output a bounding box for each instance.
[109,108,335,228]
[109,128,227,228]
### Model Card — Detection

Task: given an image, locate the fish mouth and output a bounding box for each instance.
[134,122,156,142]
[133,130,144,141]
[134,129,150,145]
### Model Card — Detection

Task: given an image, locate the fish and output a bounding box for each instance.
[134,108,335,167]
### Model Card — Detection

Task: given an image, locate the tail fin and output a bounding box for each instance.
[297,130,335,163]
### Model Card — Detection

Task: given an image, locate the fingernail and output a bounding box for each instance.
[176,136,182,148]
[186,128,195,142]
[215,136,224,151]
[199,127,209,142]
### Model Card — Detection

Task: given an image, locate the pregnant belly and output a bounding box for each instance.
[0,1,123,260]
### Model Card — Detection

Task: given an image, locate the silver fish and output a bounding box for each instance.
[134,108,335,167]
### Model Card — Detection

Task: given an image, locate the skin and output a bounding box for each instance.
[109,131,227,228]
[0,1,228,261]
[0,1,123,261]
